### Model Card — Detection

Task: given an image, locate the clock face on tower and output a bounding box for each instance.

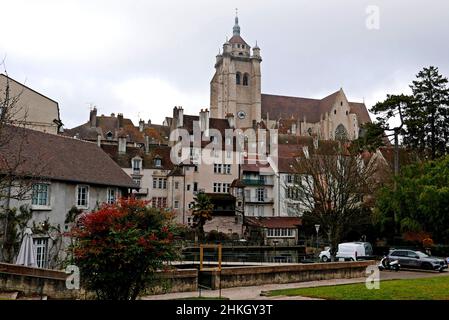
[237,111,246,119]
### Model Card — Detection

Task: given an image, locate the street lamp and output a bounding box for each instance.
[314,224,320,258]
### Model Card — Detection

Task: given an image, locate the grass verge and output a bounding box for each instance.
[267,275,449,300]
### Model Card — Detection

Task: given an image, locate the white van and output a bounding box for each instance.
[319,242,373,262]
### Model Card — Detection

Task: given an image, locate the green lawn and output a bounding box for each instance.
[268,276,449,300]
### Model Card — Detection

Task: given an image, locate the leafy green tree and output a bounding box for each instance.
[375,155,449,243]
[353,122,386,152]
[70,198,179,300]
[371,94,414,176]
[406,66,449,159]
[191,192,214,240]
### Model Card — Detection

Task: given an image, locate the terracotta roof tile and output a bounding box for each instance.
[66,115,169,145]
[245,217,302,229]
[0,125,136,188]
[261,91,371,124]
[101,144,174,170]
[229,35,249,46]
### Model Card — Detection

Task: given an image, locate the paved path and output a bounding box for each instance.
[142,269,449,300]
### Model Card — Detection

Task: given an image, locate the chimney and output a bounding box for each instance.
[226,113,235,128]
[97,133,101,147]
[173,106,184,128]
[118,136,127,154]
[117,113,124,128]
[139,119,145,132]
[178,107,183,127]
[199,109,210,132]
[89,107,97,127]
[147,119,151,125]
[144,135,150,154]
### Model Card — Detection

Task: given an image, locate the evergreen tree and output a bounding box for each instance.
[406,66,449,159]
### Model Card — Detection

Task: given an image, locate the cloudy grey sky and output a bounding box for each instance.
[1,0,448,128]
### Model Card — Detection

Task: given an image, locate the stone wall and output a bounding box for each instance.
[200,260,376,289]
[145,268,198,295]
[0,262,197,299]
[0,262,78,299]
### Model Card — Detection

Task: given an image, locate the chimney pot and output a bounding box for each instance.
[89,107,97,127]
[117,113,124,128]
[139,119,145,132]
[144,135,150,154]
[118,136,127,153]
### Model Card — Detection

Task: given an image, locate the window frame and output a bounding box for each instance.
[76,185,89,209]
[132,158,142,174]
[34,237,49,268]
[107,187,117,204]
[31,183,51,209]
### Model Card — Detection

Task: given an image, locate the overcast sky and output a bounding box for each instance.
[1,0,448,128]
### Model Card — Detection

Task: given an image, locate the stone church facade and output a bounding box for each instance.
[210,15,371,139]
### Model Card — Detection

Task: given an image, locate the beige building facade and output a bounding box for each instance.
[0,74,62,134]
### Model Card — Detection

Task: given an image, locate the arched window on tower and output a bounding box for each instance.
[236,72,241,85]
[243,73,249,86]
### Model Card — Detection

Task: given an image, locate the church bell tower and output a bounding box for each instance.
[210,12,262,128]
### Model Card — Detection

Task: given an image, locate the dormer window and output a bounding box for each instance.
[154,157,162,168]
[106,131,113,140]
[132,158,142,174]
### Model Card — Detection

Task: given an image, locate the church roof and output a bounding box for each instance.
[348,101,372,124]
[261,91,371,124]
[229,35,249,46]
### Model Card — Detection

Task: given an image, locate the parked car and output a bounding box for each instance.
[388,249,448,272]
[319,246,331,262]
[319,242,373,262]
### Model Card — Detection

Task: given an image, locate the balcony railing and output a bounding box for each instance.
[242,178,274,186]
[245,197,274,203]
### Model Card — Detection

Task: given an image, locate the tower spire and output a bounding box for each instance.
[233,8,240,36]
